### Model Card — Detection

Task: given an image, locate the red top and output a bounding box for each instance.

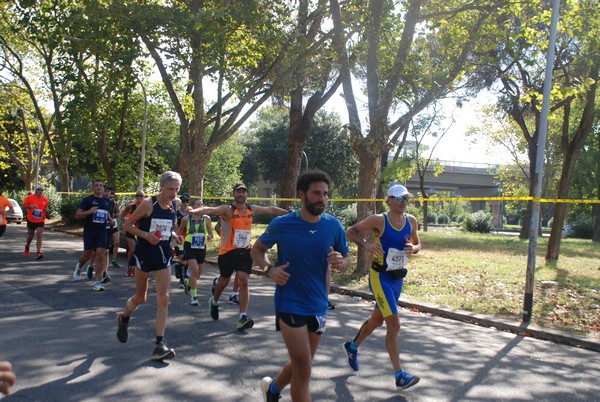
[23,193,48,223]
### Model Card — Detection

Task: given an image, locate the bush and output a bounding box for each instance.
[426,212,437,224]
[60,194,85,225]
[331,203,357,228]
[437,214,450,225]
[570,220,593,239]
[463,210,495,233]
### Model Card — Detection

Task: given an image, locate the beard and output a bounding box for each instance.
[304,199,325,216]
[235,195,246,204]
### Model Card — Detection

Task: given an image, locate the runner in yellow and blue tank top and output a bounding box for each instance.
[344,183,422,390]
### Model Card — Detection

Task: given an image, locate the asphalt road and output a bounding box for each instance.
[1,223,599,401]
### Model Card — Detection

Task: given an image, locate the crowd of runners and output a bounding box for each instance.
[1,170,422,401]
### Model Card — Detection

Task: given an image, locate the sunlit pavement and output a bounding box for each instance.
[1,223,599,401]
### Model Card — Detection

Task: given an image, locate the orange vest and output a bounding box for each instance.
[218,204,253,255]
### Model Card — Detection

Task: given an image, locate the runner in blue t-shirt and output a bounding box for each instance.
[252,170,350,401]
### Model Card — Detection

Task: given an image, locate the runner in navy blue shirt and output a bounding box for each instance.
[73,179,112,291]
[116,171,184,361]
[252,170,350,401]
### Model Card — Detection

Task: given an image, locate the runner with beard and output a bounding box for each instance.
[188,184,287,331]
[251,170,350,402]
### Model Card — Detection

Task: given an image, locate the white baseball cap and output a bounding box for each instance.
[386,184,413,198]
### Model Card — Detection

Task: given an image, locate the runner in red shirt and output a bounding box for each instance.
[23,185,49,259]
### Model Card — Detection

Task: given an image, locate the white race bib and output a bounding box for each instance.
[385,248,407,271]
[149,218,173,241]
[233,229,251,248]
[93,209,108,224]
[191,233,206,249]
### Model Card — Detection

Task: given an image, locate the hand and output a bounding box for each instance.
[327,246,345,269]
[268,262,290,286]
[404,239,415,255]
[88,206,99,215]
[364,242,384,258]
[0,361,16,395]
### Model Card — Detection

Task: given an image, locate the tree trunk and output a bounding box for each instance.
[353,139,383,275]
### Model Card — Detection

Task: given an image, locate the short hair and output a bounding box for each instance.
[296,169,331,196]
[160,171,182,186]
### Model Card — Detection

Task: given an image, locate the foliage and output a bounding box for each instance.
[330,202,358,228]
[59,194,86,225]
[241,106,358,195]
[463,210,495,233]
[426,211,437,224]
[437,213,450,224]
[202,136,245,198]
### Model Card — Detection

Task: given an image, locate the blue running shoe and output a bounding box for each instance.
[343,341,359,371]
[211,277,218,295]
[396,370,419,389]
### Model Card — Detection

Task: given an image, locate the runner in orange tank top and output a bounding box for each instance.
[189,183,287,331]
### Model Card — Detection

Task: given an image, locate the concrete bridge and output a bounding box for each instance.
[404,161,504,226]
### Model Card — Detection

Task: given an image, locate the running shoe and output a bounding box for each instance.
[190,296,199,306]
[101,273,111,283]
[228,294,240,305]
[93,281,105,292]
[126,266,133,277]
[208,296,219,320]
[328,300,335,310]
[343,341,359,371]
[86,265,94,280]
[116,313,128,343]
[211,277,218,295]
[237,314,254,331]
[184,278,191,295]
[73,263,82,281]
[35,252,43,260]
[260,377,281,402]
[151,341,176,361]
[24,246,30,257]
[111,259,120,268]
[395,370,420,389]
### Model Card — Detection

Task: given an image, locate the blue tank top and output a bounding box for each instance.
[373,212,412,270]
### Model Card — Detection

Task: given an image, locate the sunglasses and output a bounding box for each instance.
[389,195,409,202]
[135,194,144,197]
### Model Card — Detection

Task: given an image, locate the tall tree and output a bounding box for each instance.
[330,0,503,273]
[122,0,310,196]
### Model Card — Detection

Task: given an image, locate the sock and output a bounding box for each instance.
[156,336,164,345]
[395,369,404,379]
[212,298,219,306]
[240,312,247,319]
[231,291,238,297]
[75,262,80,270]
[349,340,358,351]
[121,315,130,323]
[269,380,282,395]
[191,289,197,297]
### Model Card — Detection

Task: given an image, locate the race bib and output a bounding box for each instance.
[191,233,206,249]
[233,229,251,248]
[149,218,173,241]
[315,315,327,335]
[92,209,108,224]
[385,247,407,271]
[32,209,43,219]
